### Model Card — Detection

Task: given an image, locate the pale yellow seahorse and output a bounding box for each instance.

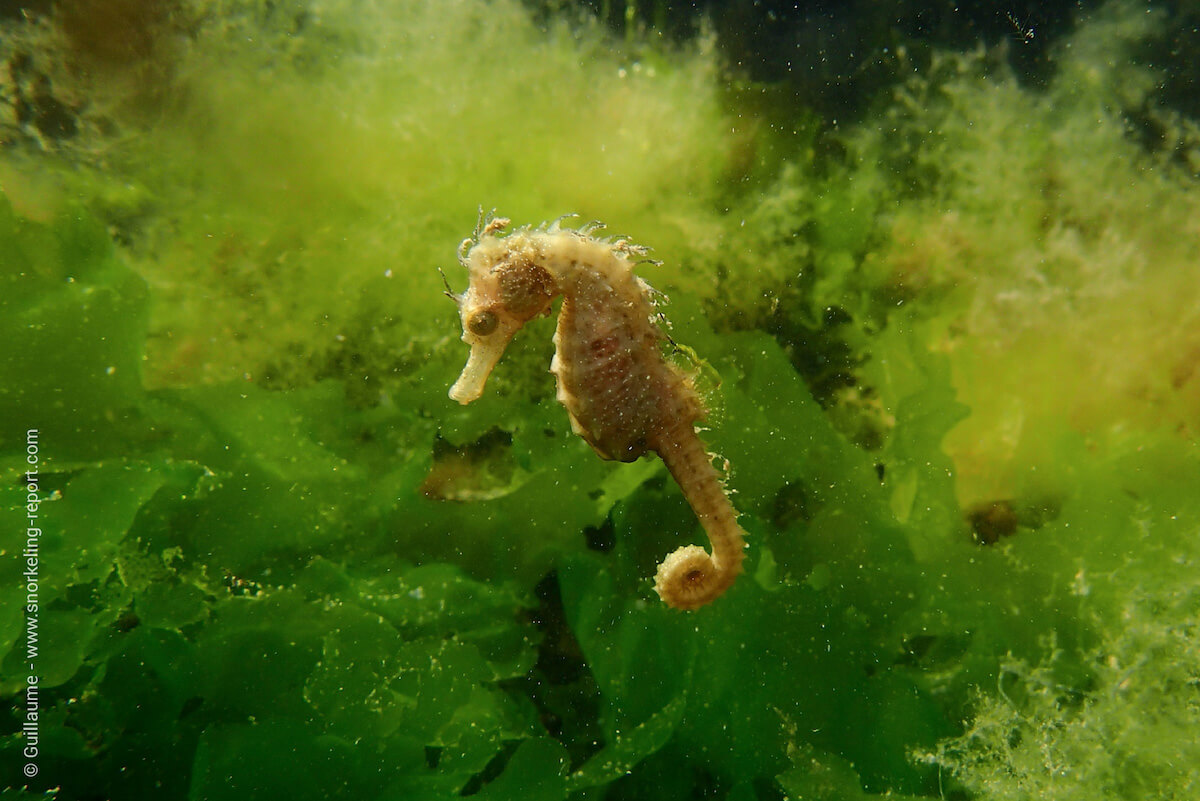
[447,213,746,610]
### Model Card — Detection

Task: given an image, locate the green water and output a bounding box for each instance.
[1,1,1198,799]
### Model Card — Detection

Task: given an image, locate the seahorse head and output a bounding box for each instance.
[449,219,558,404]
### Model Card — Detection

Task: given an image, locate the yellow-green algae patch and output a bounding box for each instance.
[1,0,735,391]
[858,3,1200,508]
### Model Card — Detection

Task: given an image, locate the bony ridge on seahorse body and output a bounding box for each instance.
[447,212,746,611]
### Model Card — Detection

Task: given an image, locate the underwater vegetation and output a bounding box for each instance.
[1,0,1198,799]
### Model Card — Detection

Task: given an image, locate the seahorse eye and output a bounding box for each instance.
[467,309,499,336]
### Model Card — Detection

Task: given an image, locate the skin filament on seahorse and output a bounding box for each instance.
[447,212,746,610]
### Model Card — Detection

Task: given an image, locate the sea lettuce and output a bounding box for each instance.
[0,197,548,799]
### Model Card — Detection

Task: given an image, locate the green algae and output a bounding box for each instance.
[2,1,1199,800]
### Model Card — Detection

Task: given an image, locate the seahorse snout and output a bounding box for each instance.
[449,335,513,404]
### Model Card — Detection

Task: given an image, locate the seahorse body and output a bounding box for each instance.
[448,214,745,610]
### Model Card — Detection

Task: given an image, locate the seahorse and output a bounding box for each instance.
[447,213,746,610]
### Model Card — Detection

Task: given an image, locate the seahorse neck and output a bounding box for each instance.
[532,234,633,302]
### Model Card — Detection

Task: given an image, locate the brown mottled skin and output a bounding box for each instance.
[448,214,745,610]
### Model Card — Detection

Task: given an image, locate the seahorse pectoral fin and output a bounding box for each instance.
[449,331,516,404]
